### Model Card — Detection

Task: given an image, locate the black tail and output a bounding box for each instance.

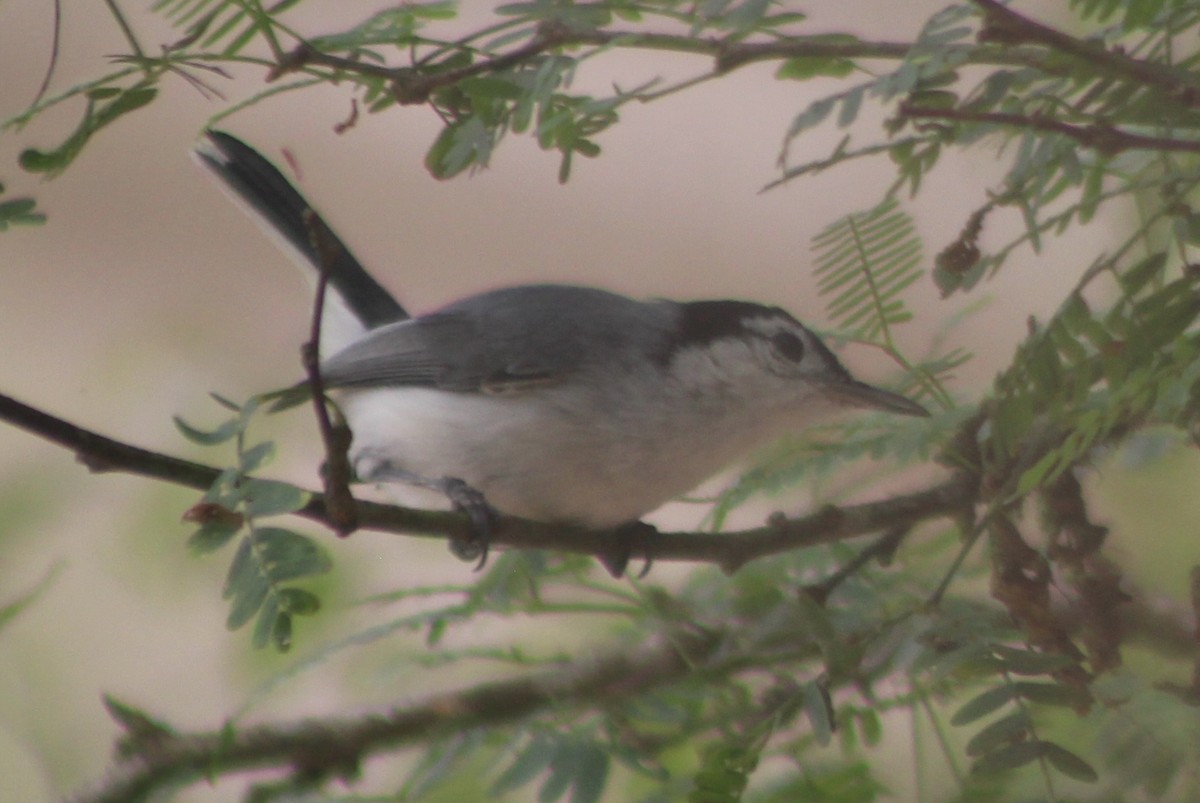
[196,131,408,331]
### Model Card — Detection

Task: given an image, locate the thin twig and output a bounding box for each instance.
[31,0,62,106]
[102,0,145,62]
[898,104,1200,156]
[301,208,358,536]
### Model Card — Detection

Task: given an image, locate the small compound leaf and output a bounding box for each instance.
[20,87,157,177]
[570,742,609,803]
[208,392,243,412]
[223,537,267,630]
[1042,741,1098,782]
[538,738,577,802]
[426,617,447,646]
[256,527,332,582]
[990,645,1080,675]
[275,587,320,616]
[272,609,293,652]
[252,593,279,649]
[103,694,175,740]
[458,75,525,100]
[952,685,1014,726]
[856,707,882,746]
[186,518,242,554]
[777,55,855,81]
[239,440,275,473]
[0,562,62,635]
[965,711,1030,757]
[174,414,241,445]
[1012,681,1092,711]
[787,96,837,137]
[492,733,554,796]
[690,743,757,802]
[804,681,836,746]
[970,739,1045,775]
[0,197,46,229]
[774,34,860,80]
[242,479,310,517]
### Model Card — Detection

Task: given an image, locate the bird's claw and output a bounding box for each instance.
[441,477,498,570]
[599,520,657,578]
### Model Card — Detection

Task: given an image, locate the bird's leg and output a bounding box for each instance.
[598,520,658,579]
[360,463,498,569]
[436,477,498,569]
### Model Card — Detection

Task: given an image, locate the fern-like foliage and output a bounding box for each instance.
[811,197,924,343]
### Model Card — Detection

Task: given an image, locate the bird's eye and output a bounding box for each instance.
[771,331,806,362]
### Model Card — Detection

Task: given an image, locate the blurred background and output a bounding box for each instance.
[1,2,1195,800]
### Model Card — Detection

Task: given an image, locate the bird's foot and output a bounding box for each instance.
[439,477,498,570]
[598,520,658,578]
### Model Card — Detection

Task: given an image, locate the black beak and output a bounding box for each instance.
[823,379,931,417]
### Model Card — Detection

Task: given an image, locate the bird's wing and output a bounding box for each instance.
[319,310,567,394]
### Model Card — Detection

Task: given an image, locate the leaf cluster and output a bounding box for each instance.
[175,394,326,651]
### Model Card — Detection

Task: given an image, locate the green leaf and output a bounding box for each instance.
[425,117,495,179]
[1042,741,1098,782]
[1014,449,1062,496]
[965,711,1030,756]
[275,587,320,616]
[102,694,175,739]
[838,86,865,128]
[241,479,310,517]
[970,739,1046,775]
[906,88,957,109]
[568,742,609,803]
[855,707,883,747]
[0,197,46,230]
[223,537,267,630]
[256,527,332,582]
[787,96,837,137]
[20,87,157,177]
[186,519,242,554]
[252,592,280,649]
[689,742,757,803]
[459,76,525,100]
[0,563,63,635]
[812,198,923,341]
[777,55,855,81]
[1118,252,1168,297]
[952,685,1014,726]
[173,414,241,445]
[271,610,293,651]
[539,739,578,802]
[990,645,1080,675]
[492,734,554,797]
[804,681,835,746]
[1012,680,1091,710]
[239,440,275,473]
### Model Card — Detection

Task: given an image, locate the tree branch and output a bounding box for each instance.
[972,0,1200,108]
[898,103,1200,156]
[71,630,720,803]
[268,19,1040,106]
[0,391,969,571]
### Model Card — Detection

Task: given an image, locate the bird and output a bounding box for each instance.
[195,130,929,572]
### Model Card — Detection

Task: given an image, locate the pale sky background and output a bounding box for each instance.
[0,2,1162,801]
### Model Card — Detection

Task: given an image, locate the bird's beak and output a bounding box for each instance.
[823,379,931,417]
